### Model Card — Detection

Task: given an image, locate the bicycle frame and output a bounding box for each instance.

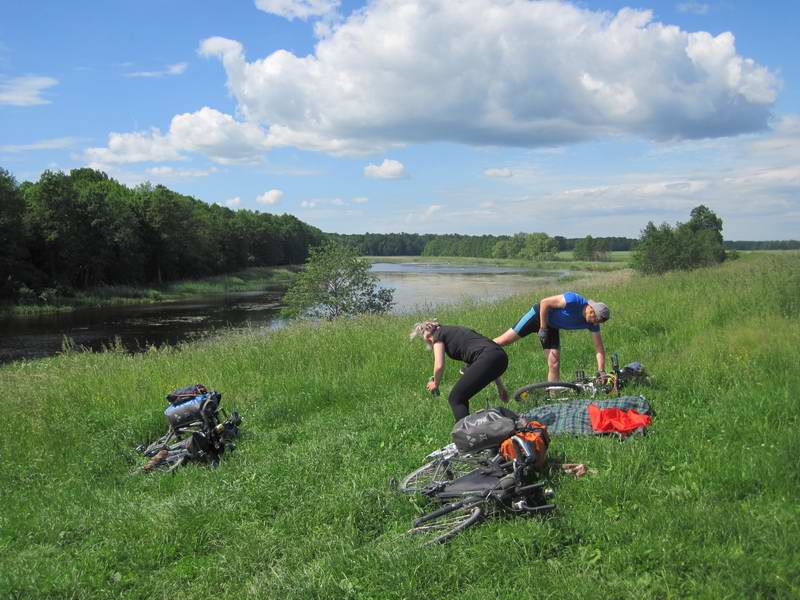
[403,443,555,543]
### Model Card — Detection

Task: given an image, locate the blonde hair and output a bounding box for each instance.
[409,320,440,347]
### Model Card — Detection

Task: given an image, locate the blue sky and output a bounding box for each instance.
[1,0,798,239]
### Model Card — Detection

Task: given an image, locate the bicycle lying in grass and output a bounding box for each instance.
[399,437,554,544]
[512,352,647,406]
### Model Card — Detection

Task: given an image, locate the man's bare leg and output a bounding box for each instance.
[544,348,561,382]
[493,329,521,346]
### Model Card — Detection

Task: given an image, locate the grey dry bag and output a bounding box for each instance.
[451,407,518,454]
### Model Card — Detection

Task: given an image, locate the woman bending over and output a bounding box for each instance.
[410,320,509,422]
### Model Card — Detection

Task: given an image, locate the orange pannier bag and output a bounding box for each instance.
[499,420,550,468]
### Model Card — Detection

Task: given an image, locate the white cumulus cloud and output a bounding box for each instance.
[254,0,340,20]
[257,189,284,204]
[0,75,58,106]
[197,0,778,156]
[225,196,241,208]
[364,159,406,179]
[352,196,368,204]
[86,106,270,166]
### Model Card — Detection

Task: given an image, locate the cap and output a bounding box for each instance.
[588,300,610,322]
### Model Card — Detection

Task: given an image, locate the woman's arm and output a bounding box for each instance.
[426,342,446,391]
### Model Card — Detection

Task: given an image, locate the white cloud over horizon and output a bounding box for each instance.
[0,75,58,106]
[85,107,270,166]
[257,189,284,204]
[364,158,406,179]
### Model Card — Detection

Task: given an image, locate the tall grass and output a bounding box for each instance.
[1,253,798,598]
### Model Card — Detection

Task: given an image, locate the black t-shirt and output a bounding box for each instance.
[431,325,499,364]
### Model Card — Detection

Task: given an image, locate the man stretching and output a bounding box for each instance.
[494,291,610,382]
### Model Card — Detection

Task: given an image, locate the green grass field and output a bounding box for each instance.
[1,253,798,598]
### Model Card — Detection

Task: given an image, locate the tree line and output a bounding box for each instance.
[329,232,638,259]
[1,167,323,302]
[724,240,800,250]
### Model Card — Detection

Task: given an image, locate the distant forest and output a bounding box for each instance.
[2,166,796,302]
[327,232,638,258]
[724,240,800,250]
[328,233,800,256]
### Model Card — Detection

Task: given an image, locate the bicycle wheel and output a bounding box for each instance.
[512,381,582,404]
[399,454,487,494]
[409,502,483,544]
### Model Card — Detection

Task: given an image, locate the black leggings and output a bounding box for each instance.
[448,349,508,421]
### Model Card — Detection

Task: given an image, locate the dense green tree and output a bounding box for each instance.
[573,235,608,261]
[0,168,38,299]
[2,166,324,301]
[632,205,726,274]
[281,242,394,320]
[520,232,559,260]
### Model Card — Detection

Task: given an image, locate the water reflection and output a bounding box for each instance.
[0,263,562,363]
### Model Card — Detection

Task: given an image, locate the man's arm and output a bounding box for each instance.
[538,293,567,329]
[591,330,606,372]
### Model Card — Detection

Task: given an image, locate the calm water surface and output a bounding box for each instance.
[0,263,564,363]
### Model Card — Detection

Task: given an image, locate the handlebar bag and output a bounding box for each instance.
[451,408,517,454]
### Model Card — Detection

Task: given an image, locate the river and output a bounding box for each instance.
[0,262,562,364]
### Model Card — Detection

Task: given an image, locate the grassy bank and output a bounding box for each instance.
[3,267,296,317]
[365,252,632,271]
[1,253,799,598]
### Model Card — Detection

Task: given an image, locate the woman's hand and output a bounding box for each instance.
[426,378,440,395]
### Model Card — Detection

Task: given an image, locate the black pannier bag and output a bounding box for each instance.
[451,407,518,454]
[620,362,646,382]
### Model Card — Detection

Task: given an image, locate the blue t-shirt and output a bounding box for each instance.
[545,291,599,332]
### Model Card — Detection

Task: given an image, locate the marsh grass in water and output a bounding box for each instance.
[365,252,631,271]
[1,253,798,598]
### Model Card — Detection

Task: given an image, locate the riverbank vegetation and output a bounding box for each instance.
[1,252,797,598]
[2,266,296,317]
